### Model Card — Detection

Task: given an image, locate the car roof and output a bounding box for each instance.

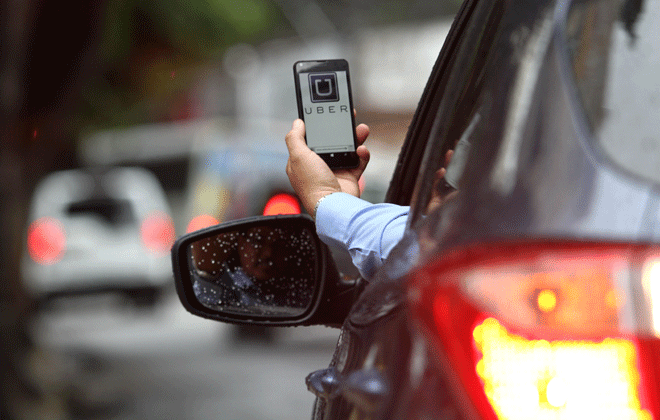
[29,166,170,219]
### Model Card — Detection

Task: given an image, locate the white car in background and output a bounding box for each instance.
[22,166,175,308]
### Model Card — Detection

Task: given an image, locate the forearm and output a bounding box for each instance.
[315,193,409,279]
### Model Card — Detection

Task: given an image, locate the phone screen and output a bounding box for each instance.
[297,71,354,153]
[294,60,359,168]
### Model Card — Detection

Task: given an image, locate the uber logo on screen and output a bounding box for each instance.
[309,73,339,103]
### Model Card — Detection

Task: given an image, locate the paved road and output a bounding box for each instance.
[31,291,339,420]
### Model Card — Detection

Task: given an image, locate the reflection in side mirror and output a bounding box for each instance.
[172,215,332,325]
[189,223,316,317]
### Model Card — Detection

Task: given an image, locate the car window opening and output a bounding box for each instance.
[408,0,507,228]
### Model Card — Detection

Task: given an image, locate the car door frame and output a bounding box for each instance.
[384,0,480,208]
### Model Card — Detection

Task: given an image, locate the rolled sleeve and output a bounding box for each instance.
[316,193,409,279]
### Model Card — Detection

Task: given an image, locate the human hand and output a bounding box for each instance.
[285,119,370,216]
[426,149,458,214]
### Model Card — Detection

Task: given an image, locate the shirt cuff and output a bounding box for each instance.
[315,193,373,250]
[315,192,409,280]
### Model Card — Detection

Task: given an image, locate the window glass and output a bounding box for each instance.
[408,0,506,226]
[565,0,660,183]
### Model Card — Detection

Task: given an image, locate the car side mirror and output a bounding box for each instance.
[171,214,359,327]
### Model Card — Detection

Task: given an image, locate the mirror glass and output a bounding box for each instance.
[187,223,318,317]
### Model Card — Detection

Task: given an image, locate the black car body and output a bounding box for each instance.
[173,0,660,418]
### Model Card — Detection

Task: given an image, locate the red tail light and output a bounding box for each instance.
[186,214,219,233]
[262,193,301,216]
[27,217,66,265]
[140,211,175,255]
[409,241,659,420]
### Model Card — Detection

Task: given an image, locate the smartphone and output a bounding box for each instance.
[293,59,360,169]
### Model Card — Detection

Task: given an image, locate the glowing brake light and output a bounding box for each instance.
[642,259,660,337]
[27,217,66,265]
[140,211,175,255]
[186,214,219,233]
[474,318,648,419]
[262,193,300,216]
[409,242,659,420]
[536,289,557,313]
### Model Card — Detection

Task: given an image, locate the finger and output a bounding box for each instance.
[355,145,370,174]
[356,123,369,146]
[285,119,307,154]
[436,167,447,183]
[445,149,454,166]
[431,167,446,190]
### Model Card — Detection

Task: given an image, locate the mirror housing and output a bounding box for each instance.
[171,214,360,327]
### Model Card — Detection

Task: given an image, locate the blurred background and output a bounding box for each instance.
[1,1,459,419]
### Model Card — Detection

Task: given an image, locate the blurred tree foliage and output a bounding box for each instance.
[78,0,289,129]
[71,0,463,131]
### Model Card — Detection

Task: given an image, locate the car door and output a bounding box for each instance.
[308,0,521,419]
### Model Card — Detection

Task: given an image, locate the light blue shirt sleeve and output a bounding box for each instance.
[315,192,409,279]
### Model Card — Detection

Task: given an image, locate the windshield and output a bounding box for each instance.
[565,0,660,184]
